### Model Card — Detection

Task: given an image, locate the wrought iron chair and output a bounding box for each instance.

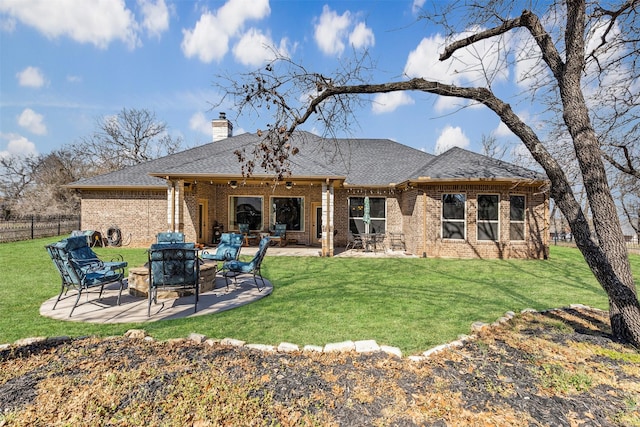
[45,237,127,317]
[200,233,243,264]
[156,231,185,244]
[345,232,364,250]
[147,242,200,316]
[238,223,258,246]
[270,223,287,246]
[222,236,270,291]
[64,235,127,272]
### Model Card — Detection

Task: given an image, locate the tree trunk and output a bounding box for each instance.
[556,0,640,345]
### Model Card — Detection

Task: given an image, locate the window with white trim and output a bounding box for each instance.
[442,194,466,239]
[230,196,263,231]
[477,194,500,241]
[348,197,386,234]
[270,197,304,231]
[510,195,526,241]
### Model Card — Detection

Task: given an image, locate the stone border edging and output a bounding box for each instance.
[1,304,605,360]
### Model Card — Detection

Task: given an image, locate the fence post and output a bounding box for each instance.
[58,216,61,236]
[31,215,35,240]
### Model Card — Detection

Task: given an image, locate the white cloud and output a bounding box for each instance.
[181,0,270,63]
[435,125,470,154]
[0,16,16,32]
[405,29,510,92]
[138,0,169,39]
[0,133,38,158]
[314,6,373,56]
[0,0,140,49]
[349,22,374,50]
[314,6,350,56]
[404,34,452,82]
[233,28,289,67]
[17,108,47,135]
[492,121,513,138]
[412,0,426,13]
[371,92,414,114]
[16,66,45,88]
[67,75,82,83]
[188,112,212,136]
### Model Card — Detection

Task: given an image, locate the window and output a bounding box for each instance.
[477,195,499,241]
[230,196,263,231]
[510,195,526,241]
[271,197,304,231]
[442,194,466,239]
[348,197,386,234]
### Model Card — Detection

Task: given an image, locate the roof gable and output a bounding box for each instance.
[413,147,545,182]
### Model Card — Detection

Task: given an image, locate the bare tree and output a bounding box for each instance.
[0,154,39,216]
[74,108,183,173]
[0,149,89,216]
[217,0,640,345]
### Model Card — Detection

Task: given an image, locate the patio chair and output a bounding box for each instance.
[346,232,364,250]
[156,231,185,244]
[64,235,127,272]
[200,233,243,264]
[238,223,258,246]
[45,238,126,317]
[222,236,270,291]
[147,242,200,317]
[270,223,287,246]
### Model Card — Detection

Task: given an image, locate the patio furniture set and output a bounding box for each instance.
[45,231,270,319]
[346,232,405,253]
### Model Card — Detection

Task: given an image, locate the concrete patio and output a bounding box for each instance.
[40,245,417,324]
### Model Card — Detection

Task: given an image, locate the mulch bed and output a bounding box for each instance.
[1,307,639,426]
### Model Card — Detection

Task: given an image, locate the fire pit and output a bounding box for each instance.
[128,261,218,298]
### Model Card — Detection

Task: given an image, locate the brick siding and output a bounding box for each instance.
[80,181,548,259]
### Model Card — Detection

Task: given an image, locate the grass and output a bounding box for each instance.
[1,236,637,354]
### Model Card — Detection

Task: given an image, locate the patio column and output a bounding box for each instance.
[321,181,334,257]
[166,179,185,232]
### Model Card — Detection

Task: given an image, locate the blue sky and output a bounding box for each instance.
[0,0,531,160]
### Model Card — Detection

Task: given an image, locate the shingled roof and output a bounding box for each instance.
[412,147,546,182]
[68,131,546,189]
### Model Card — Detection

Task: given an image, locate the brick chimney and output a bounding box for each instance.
[212,112,233,142]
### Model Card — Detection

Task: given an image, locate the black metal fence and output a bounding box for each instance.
[0,215,81,243]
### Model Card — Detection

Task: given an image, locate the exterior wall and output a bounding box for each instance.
[79,189,167,247]
[205,182,324,246]
[333,189,401,249]
[79,181,549,258]
[405,183,549,259]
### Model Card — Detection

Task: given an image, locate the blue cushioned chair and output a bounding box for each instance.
[222,236,270,291]
[147,242,199,316]
[200,233,243,265]
[238,223,257,246]
[156,231,185,244]
[270,223,287,246]
[64,235,127,271]
[46,236,127,317]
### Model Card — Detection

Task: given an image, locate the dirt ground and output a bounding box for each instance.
[1,307,639,426]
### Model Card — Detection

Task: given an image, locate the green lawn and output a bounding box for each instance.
[1,237,636,354]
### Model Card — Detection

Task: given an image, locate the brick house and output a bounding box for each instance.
[68,115,549,259]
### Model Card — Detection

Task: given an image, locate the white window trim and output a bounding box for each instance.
[441,193,466,240]
[510,194,527,242]
[348,196,387,234]
[477,194,500,242]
